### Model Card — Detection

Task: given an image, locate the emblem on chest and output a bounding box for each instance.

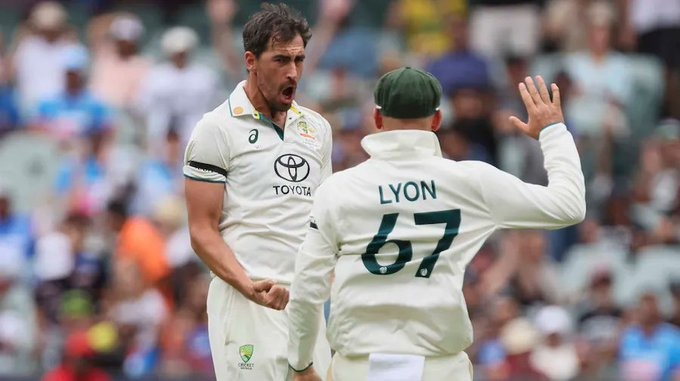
[272,153,313,197]
[274,154,310,182]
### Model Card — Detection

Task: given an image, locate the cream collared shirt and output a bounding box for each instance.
[183,81,333,284]
[288,125,585,369]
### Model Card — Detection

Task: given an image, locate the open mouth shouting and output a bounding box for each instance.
[281,85,296,105]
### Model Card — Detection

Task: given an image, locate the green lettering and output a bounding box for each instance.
[379,186,392,204]
[389,183,402,203]
[403,181,420,202]
[421,180,437,200]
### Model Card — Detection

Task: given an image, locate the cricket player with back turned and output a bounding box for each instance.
[287,68,586,381]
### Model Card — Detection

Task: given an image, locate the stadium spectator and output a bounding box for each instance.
[0,58,19,136]
[0,243,37,377]
[130,129,183,217]
[670,281,680,328]
[90,14,151,111]
[476,296,520,379]
[52,130,117,217]
[11,1,78,115]
[426,14,491,99]
[542,0,599,53]
[563,2,634,199]
[105,199,170,294]
[138,26,219,156]
[631,119,680,243]
[507,231,563,307]
[531,305,580,380]
[619,292,680,381]
[42,330,110,381]
[620,0,680,119]
[33,45,110,141]
[429,14,497,165]
[386,0,466,59]
[469,0,542,58]
[497,317,549,381]
[0,185,34,262]
[108,259,167,379]
[34,214,106,325]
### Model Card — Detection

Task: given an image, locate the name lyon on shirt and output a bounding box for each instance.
[379,180,437,204]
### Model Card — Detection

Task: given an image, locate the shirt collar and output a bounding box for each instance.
[227,80,304,124]
[361,130,443,159]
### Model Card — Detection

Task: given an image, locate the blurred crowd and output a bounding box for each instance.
[0,0,678,380]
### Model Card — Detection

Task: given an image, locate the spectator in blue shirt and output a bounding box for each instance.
[0,186,34,262]
[0,60,19,136]
[619,292,680,381]
[33,45,110,140]
[426,15,491,98]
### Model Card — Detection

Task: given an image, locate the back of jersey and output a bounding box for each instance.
[326,152,497,358]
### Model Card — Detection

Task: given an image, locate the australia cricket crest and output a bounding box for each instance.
[238,344,254,370]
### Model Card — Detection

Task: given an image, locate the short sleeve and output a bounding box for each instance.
[183,115,230,183]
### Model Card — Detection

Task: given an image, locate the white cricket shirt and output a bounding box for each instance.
[183,81,333,284]
[288,124,585,369]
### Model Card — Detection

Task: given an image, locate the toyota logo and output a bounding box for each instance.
[274,154,310,182]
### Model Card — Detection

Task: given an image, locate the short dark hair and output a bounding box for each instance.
[242,2,311,58]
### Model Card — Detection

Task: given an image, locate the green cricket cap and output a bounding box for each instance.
[374,66,442,119]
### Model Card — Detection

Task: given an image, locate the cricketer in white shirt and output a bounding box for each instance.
[183,4,334,378]
[184,80,333,282]
[184,79,333,380]
[288,69,585,381]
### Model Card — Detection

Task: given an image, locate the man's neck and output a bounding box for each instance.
[244,79,287,127]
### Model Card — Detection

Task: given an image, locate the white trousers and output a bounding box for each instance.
[329,351,473,381]
[207,277,332,380]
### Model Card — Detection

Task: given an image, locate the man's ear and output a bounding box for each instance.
[373,108,383,130]
[431,110,442,132]
[245,51,257,74]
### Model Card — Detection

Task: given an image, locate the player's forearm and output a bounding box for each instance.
[288,299,322,371]
[189,227,251,293]
[538,123,587,223]
[485,123,586,229]
[288,233,334,370]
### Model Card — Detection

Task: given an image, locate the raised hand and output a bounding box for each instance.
[248,279,289,310]
[509,76,565,140]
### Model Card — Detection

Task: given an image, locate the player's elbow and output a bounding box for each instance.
[570,200,587,225]
[561,194,586,226]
